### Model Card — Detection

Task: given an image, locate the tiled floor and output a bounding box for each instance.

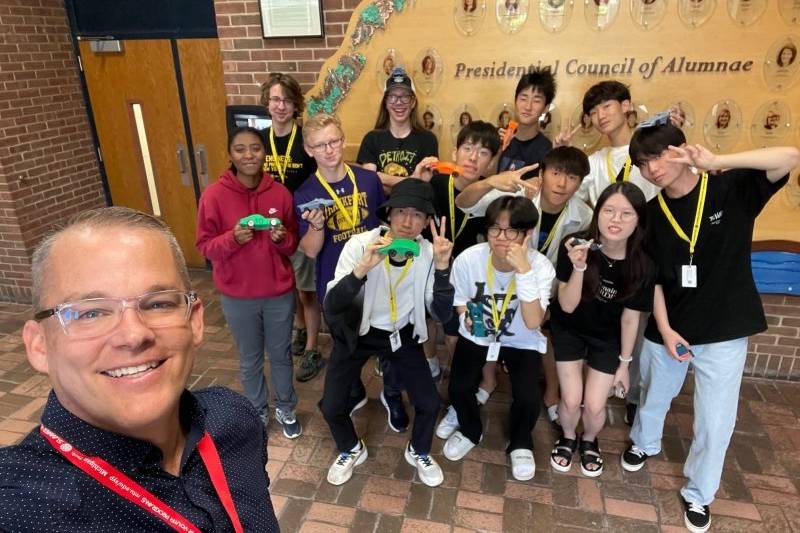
[1,271,799,532]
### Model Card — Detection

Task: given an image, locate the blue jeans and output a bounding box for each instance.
[630,337,747,506]
[221,292,297,416]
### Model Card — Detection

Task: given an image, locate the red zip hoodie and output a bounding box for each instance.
[196,170,298,298]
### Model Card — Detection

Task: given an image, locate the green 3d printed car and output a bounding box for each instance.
[379,238,420,259]
[239,214,281,230]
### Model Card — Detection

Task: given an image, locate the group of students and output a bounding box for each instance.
[195,66,799,533]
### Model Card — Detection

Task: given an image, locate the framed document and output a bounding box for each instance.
[260,0,324,39]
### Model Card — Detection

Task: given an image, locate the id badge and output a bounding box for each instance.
[389,330,402,352]
[486,341,501,362]
[681,264,697,288]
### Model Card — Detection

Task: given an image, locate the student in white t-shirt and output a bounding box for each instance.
[444,195,555,481]
[571,81,660,205]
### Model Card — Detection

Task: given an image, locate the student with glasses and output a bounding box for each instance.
[357,66,439,192]
[2,207,279,532]
[548,182,655,478]
[196,127,301,439]
[320,180,455,487]
[455,146,593,427]
[293,113,386,416]
[444,196,554,481]
[260,73,322,381]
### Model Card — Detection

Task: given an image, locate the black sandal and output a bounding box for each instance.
[549,436,578,473]
[578,435,604,477]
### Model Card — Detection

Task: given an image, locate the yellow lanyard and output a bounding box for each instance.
[384,256,413,326]
[315,165,360,230]
[657,172,708,258]
[486,253,517,336]
[537,208,567,253]
[605,150,632,183]
[448,174,470,241]
[268,124,297,184]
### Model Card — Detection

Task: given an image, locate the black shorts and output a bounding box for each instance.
[442,308,460,337]
[549,319,620,375]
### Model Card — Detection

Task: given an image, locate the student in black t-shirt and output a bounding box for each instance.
[260,73,321,381]
[549,182,654,478]
[357,67,439,192]
[621,122,798,533]
[497,69,556,173]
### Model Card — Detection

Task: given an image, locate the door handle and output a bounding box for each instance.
[195,144,208,187]
[176,144,190,186]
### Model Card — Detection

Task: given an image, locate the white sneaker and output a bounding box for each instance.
[327,440,368,485]
[427,356,441,379]
[404,443,444,487]
[435,405,460,439]
[443,430,477,461]
[509,448,536,481]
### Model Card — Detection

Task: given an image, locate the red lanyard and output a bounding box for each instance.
[40,425,244,533]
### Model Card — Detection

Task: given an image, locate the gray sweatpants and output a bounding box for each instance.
[221,291,297,416]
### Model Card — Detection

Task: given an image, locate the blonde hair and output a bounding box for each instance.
[303,113,344,139]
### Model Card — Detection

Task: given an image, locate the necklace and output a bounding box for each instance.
[601,253,616,268]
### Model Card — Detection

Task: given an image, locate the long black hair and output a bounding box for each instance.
[567,182,652,302]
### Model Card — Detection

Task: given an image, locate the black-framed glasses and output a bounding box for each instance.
[487,226,523,240]
[34,290,198,339]
[386,94,414,105]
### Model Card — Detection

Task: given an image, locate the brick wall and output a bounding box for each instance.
[747,295,800,380]
[214,0,359,103]
[0,0,106,303]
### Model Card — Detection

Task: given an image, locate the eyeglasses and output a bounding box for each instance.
[268,96,294,107]
[599,207,638,222]
[487,226,524,240]
[34,290,198,339]
[386,94,414,105]
[458,143,493,160]
[307,137,343,152]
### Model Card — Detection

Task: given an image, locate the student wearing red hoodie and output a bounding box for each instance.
[196,127,302,439]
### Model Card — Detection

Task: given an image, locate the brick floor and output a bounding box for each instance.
[1,270,799,532]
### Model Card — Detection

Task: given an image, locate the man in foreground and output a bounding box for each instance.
[0,207,279,532]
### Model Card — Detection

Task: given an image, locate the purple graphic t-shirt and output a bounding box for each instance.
[293,166,385,300]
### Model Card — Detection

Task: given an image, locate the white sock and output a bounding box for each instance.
[475,387,490,405]
[350,440,362,452]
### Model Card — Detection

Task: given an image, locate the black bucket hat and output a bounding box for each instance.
[378,179,435,221]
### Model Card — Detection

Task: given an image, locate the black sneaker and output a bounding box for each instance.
[624,402,637,426]
[296,350,324,382]
[682,497,711,533]
[620,444,651,472]
[380,391,409,433]
[291,327,307,356]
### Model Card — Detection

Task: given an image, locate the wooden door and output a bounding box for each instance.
[79,39,224,267]
[177,39,229,190]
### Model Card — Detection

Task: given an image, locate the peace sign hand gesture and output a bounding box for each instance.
[667,144,719,172]
[553,122,581,148]
[487,164,540,194]
[429,216,454,270]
